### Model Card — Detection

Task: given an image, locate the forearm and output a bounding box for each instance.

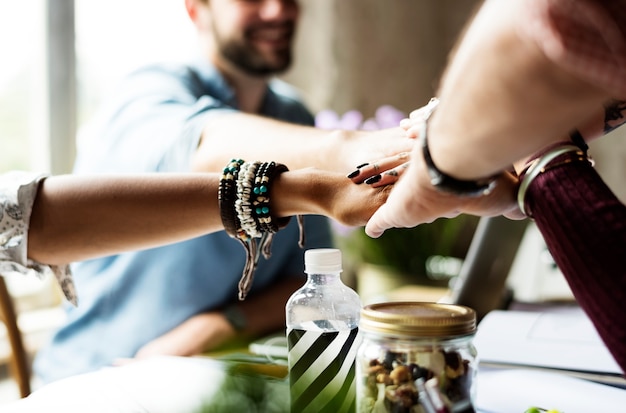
[27,168,385,266]
[429,0,608,180]
[191,112,411,174]
[26,171,313,264]
[192,112,339,172]
[28,173,222,265]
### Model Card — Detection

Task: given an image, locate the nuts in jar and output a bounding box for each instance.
[356,302,477,413]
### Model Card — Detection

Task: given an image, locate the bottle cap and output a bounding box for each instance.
[360,302,476,337]
[304,248,342,273]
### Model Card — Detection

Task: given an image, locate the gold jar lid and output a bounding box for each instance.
[360,301,476,338]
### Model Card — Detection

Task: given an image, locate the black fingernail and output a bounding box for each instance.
[356,163,369,169]
[347,169,361,179]
[365,174,381,185]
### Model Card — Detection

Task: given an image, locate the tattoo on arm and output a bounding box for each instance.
[604,100,626,134]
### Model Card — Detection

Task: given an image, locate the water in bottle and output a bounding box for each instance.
[286,248,362,413]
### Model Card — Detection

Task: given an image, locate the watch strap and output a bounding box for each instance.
[419,98,500,197]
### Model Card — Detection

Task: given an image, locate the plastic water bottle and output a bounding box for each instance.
[286,248,362,413]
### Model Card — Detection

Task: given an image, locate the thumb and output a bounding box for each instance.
[365,206,391,238]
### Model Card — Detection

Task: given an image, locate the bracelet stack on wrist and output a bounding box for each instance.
[219,159,305,300]
[517,144,593,217]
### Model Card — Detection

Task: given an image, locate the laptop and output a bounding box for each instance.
[444,215,529,321]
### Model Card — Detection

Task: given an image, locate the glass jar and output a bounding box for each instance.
[356,302,477,413]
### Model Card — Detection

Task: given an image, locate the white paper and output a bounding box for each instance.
[474,308,622,374]
[475,368,626,413]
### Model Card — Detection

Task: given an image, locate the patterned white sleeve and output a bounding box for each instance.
[0,171,77,306]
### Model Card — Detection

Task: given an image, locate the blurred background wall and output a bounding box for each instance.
[282,0,481,116]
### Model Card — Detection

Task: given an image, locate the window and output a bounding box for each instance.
[0,0,200,348]
[75,0,196,128]
[0,1,46,173]
[0,0,196,175]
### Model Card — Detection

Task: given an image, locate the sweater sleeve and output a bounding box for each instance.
[525,156,626,374]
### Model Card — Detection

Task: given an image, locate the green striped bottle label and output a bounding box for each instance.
[288,326,359,413]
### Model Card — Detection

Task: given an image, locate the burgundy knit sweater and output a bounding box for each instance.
[525,156,626,374]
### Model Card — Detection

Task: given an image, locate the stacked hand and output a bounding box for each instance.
[348,104,525,238]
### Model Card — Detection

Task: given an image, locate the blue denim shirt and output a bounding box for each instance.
[33,59,332,383]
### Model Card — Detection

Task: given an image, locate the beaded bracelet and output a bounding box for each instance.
[218,159,244,238]
[219,159,305,300]
[252,161,291,234]
[236,161,267,300]
[220,159,257,299]
[235,161,262,239]
[517,144,592,217]
[251,161,273,233]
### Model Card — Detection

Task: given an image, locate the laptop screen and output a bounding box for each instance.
[446,215,529,320]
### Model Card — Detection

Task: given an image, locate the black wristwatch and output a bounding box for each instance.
[419,98,500,197]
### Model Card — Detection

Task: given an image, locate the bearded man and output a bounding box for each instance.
[33,0,411,383]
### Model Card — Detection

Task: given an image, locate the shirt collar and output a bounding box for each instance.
[191,57,278,115]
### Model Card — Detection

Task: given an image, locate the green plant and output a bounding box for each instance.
[334,215,478,286]
[195,357,289,413]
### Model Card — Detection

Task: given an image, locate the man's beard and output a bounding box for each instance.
[216,24,295,76]
[222,43,292,76]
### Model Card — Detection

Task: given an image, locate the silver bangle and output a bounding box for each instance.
[517,144,584,216]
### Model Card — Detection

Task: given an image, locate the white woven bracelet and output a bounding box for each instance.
[235,161,262,238]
